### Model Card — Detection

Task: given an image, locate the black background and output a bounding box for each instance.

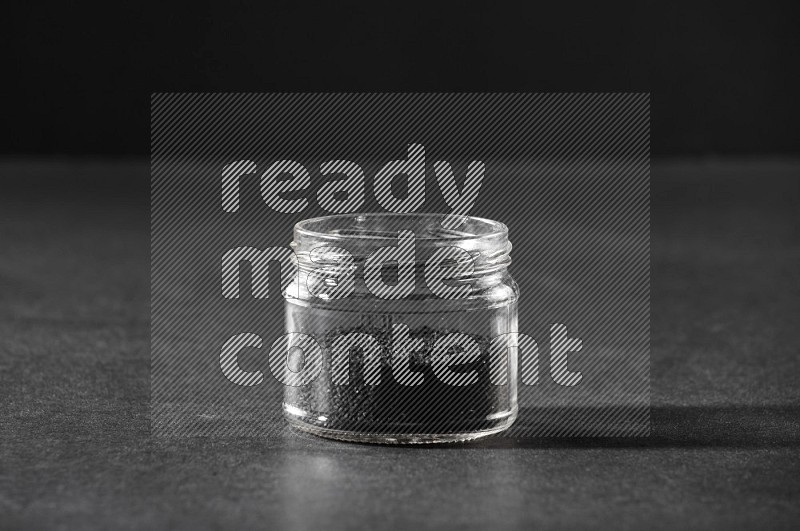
[6,0,800,157]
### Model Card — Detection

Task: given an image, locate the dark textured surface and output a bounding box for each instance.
[1,158,799,530]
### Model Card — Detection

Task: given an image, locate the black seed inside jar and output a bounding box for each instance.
[291,316,504,435]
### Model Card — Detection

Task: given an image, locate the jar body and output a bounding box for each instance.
[282,214,519,444]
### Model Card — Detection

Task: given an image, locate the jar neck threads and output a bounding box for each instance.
[291,213,512,283]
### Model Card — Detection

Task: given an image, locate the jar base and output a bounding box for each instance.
[284,405,517,445]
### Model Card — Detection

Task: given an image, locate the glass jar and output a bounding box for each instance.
[283,213,518,443]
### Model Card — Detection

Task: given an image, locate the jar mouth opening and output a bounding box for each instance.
[295,213,508,243]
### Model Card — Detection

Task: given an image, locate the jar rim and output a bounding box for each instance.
[294,212,508,244]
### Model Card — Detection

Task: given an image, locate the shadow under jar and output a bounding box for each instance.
[283,213,518,444]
